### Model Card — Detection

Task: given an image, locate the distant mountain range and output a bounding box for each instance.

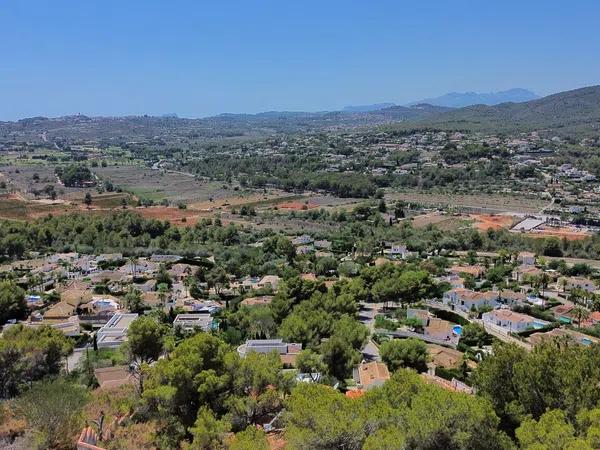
[403,85,600,135]
[342,103,396,112]
[2,86,599,141]
[342,88,539,112]
[407,88,539,108]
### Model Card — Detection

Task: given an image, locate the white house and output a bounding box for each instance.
[517,252,536,266]
[173,313,215,332]
[482,309,548,333]
[443,288,498,312]
[257,275,281,292]
[292,235,313,246]
[566,277,597,293]
[383,243,409,259]
[96,313,138,348]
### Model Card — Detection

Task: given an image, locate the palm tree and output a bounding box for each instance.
[539,272,549,296]
[157,284,169,307]
[128,256,137,278]
[569,288,581,306]
[571,306,590,328]
[559,277,568,294]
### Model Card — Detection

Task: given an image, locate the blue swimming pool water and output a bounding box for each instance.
[452,325,463,335]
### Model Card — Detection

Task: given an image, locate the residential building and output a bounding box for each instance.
[497,290,528,306]
[424,318,459,345]
[406,308,433,326]
[291,234,313,246]
[528,328,599,347]
[566,277,597,293]
[353,361,390,390]
[314,239,332,250]
[482,309,549,333]
[443,288,498,312]
[448,265,486,279]
[44,301,76,320]
[512,265,543,282]
[173,313,215,332]
[257,275,281,292]
[383,243,409,259]
[237,339,302,366]
[517,251,536,266]
[96,313,138,348]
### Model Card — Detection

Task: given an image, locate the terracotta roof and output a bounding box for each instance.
[61,287,93,307]
[426,318,453,333]
[345,389,365,399]
[356,361,390,387]
[451,288,497,301]
[44,301,75,319]
[487,309,534,323]
[427,344,464,369]
[449,265,486,277]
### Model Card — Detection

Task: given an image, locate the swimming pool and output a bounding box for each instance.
[452,325,463,335]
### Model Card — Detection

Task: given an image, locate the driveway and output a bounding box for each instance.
[359,302,384,361]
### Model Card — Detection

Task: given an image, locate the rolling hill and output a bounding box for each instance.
[401,85,600,135]
[1,86,600,143]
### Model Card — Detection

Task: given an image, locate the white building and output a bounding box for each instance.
[96,313,138,348]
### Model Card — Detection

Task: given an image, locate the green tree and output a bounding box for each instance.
[229,426,269,450]
[0,280,27,325]
[472,342,527,423]
[295,349,326,381]
[15,379,89,450]
[226,351,286,430]
[123,286,144,313]
[516,409,580,450]
[0,325,73,398]
[144,333,230,428]
[571,305,590,328]
[321,334,360,381]
[189,406,231,450]
[126,316,167,392]
[84,192,93,207]
[460,323,490,347]
[380,338,430,372]
[285,383,366,450]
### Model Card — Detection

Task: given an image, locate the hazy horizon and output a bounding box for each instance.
[2,0,600,120]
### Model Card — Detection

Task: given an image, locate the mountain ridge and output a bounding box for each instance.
[2,85,599,140]
[407,88,539,108]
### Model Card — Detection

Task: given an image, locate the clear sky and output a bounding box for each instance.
[2,0,599,120]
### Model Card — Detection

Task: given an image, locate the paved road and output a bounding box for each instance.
[65,346,88,373]
[359,302,384,361]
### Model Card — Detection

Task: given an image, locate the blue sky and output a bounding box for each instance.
[2,0,599,120]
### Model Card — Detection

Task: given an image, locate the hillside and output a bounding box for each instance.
[0,105,450,143]
[1,86,600,143]
[401,85,600,135]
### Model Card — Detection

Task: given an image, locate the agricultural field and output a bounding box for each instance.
[409,212,472,231]
[388,191,548,214]
[94,165,233,203]
[470,214,518,231]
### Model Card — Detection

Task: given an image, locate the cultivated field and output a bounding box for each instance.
[470,214,517,231]
[387,191,548,214]
[94,166,233,203]
[409,212,472,231]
